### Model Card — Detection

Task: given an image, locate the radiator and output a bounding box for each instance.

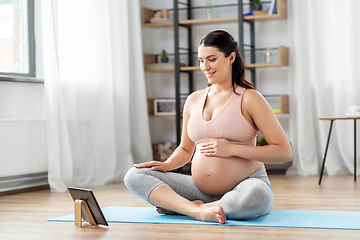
[0,119,48,192]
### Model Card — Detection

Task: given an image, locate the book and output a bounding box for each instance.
[268,0,276,15]
[243,10,268,17]
[272,0,277,14]
[150,18,173,23]
[150,18,173,21]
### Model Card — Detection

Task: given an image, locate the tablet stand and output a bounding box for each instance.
[74,199,98,227]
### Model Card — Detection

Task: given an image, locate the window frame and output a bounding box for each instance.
[0,0,43,83]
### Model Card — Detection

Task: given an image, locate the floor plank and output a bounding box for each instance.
[0,174,359,240]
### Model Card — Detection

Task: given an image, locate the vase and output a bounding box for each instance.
[206,6,212,19]
[265,50,272,64]
[161,57,169,63]
[254,4,262,11]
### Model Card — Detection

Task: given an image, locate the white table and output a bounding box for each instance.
[318,117,360,185]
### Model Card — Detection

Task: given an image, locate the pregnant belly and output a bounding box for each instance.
[191,151,262,196]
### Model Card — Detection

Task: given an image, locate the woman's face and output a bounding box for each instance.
[198,45,234,85]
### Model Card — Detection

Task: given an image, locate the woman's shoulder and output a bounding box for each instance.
[186,88,208,104]
[183,88,208,115]
[242,88,273,115]
[242,88,265,102]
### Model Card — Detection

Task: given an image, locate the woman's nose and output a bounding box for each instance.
[201,61,209,71]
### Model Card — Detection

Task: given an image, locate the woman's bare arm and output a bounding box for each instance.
[135,91,201,171]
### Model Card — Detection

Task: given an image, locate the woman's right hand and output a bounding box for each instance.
[134,161,171,172]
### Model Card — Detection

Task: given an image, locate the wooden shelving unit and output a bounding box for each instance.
[142,0,291,170]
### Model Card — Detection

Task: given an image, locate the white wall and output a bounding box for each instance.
[141,0,290,143]
[0,0,45,120]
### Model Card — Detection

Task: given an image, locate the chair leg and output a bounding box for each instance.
[319,120,334,185]
[354,120,357,182]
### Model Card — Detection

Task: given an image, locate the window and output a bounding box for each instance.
[0,0,37,82]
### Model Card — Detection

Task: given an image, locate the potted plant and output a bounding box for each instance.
[258,135,268,146]
[254,0,262,11]
[161,49,169,63]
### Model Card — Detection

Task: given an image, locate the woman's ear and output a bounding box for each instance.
[229,52,236,64]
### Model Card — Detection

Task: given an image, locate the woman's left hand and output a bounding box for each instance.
[198,139,234,158]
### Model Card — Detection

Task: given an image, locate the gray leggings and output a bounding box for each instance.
[124,165,273,220]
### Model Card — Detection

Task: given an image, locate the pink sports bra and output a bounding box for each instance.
[187,85,258,146]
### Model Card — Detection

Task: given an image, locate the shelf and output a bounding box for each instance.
[144,46,288,72]
[149,114,181,118]
[145,66,201,72]
[149,112,287,118]
[143,22,173,27]
[143,17,241,27]
[244,0,287,22]
[246,63,285,68]
[180,17,239,26]
[147,94,288,117]
[143,53,199,72]
[144,67,198,72]
[145,68,174,72]
[266,94,289,114]
[149,114,184,118]
[243,14,286,22]
[143,54,177,72]
[142,14,287,27]
[246,45,289,68]
[180,66,200,71]
[144,64,287,72]
[141,0,287,27]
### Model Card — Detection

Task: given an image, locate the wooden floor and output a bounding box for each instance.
[0,174,359,240]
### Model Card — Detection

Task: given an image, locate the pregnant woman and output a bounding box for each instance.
[124,30,292,224]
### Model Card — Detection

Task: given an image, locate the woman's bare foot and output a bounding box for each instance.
[156,200,205,215]
[195,205,227,224]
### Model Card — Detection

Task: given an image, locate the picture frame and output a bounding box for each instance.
[154,98,186,115]
[68,187,108,226]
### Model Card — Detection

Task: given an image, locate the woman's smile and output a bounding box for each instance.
[206,71,216,78]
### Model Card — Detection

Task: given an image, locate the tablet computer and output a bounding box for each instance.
[68,187,108,226]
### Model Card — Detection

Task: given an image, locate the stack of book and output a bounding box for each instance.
[243,10,268,17]
[149,18,173,24]
[243,0,277,17]
[268,0,277,15]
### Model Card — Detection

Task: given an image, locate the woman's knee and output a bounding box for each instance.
[245,179,273,203]
[221,179,274,219]
[123,167,146,191]
[123,167,166,202]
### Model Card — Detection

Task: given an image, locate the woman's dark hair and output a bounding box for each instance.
[199,30,255,91]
